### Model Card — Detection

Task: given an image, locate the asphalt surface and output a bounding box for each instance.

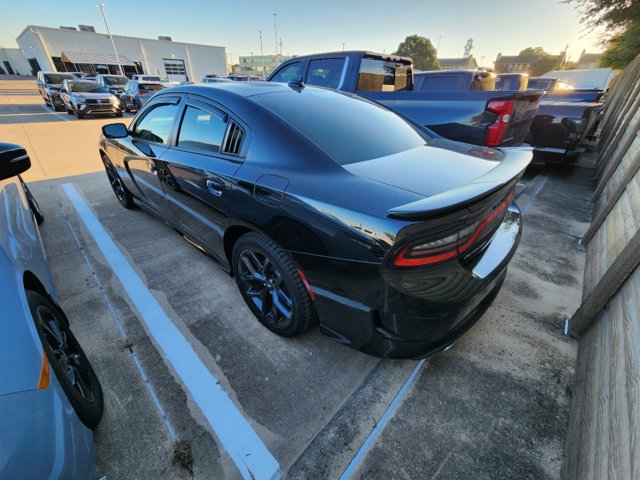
[1,77,589,479]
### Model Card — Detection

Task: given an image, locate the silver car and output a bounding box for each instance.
[59,80,123,119]
[0,142,103,478]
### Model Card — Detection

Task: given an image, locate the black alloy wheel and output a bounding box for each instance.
[19,177,44,224]
[26,291,104,429]
[232,233,315,337]
[103,155,135,209]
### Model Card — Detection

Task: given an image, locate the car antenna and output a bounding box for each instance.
[288,77,305,92]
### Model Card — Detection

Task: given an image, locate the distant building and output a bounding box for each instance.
[15,25,227,80]
[0,47,31,75]
[494,53,565,74]
[576,50,603,69]
[237,54,294,78]
[438,56,478,70]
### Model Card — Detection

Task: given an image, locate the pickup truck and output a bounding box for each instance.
[528,77,605,103]
[267,51,543,148]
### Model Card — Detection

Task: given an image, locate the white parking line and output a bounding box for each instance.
[40,103,71,122]
[339,359,427,479]
[62,183,281,480]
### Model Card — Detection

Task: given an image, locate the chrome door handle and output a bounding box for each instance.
[206,179,223,197]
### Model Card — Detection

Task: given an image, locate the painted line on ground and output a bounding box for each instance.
[339,359,427,480]
[521,168,553,215]
[55,185,176,438]
[62,183,280,480]
[40,103,72,122]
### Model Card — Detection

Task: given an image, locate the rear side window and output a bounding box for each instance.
[356,58,412,92]
[177,105,228,154]
[271,62,302,83]
[132,103,179,144]
[305,58,344,89]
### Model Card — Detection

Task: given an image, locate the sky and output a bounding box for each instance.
[0,0,604,66]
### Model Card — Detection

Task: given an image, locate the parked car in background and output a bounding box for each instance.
[267,51,543,148]
[69,72,87,79]
[36,71,76,111]
[131,74,170,83]
[202,77,233,83]
[96,74,128,99]
[541,68,616,96]
[529,76,604,103]
[59,79,123,119]
[120,80,165,112]
[0,142,103,479]
[99,82,530,359]
[495,73,529,91]
[524,71,611,161]
[414,69,497,91]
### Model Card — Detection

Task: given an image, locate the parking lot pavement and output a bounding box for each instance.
[1,77,586,479]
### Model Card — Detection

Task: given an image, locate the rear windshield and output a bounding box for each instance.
[255,88,429,165]
[356,57,413,92]
[44,73,74,84]
[69,82,108,93]
[139,83,164,91]
[103,76,127,86]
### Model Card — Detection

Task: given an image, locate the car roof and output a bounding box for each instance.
[164,81,293,98]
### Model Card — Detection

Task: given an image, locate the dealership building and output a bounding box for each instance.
[15,25,227,81]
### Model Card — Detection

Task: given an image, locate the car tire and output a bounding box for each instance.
[76,109,84,119]
[232,232,315,337]
[26,290,104,430]
[103,155,135,209]
[66,106,73,115]
[116,110,123,118]
[20,178,44,224]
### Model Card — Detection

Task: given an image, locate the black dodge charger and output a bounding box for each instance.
[99,82,530,359]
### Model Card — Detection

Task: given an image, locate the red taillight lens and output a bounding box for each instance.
[393,232,459,266]
[484,100,514,147]
[137,90,145,96]
[393,191,514,268]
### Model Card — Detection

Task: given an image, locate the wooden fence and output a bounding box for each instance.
[563,55,640,479]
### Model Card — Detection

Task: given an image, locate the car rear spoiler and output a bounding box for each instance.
[387,147,532,219]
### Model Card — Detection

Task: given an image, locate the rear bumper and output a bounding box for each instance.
[309,204,521,359]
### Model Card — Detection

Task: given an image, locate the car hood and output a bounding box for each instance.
[72,92,113,99]
[342,143,500,198]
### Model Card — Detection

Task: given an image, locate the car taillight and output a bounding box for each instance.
[138,90,145,96]
[485,100,514,147]
[393,190,514,267]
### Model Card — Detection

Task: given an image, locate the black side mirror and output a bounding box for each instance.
[102,123,129,139]
[0,143,31,181]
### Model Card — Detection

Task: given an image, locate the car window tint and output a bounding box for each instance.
[177,105,228,154]
[305,58,345,89]
[271,62,302,83]
[132,103,179,144]
[255,89,428,165]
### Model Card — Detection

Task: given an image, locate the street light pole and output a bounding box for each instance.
[273,13,279,57]
[259,30,264,80]
[97,3,124,75]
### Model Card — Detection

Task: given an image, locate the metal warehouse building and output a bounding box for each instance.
[15,25,227,81]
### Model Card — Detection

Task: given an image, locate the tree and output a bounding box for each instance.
[393,35,441,71]
[565,0,640,33]
[600,20,640,68]
[519,47,550,56]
